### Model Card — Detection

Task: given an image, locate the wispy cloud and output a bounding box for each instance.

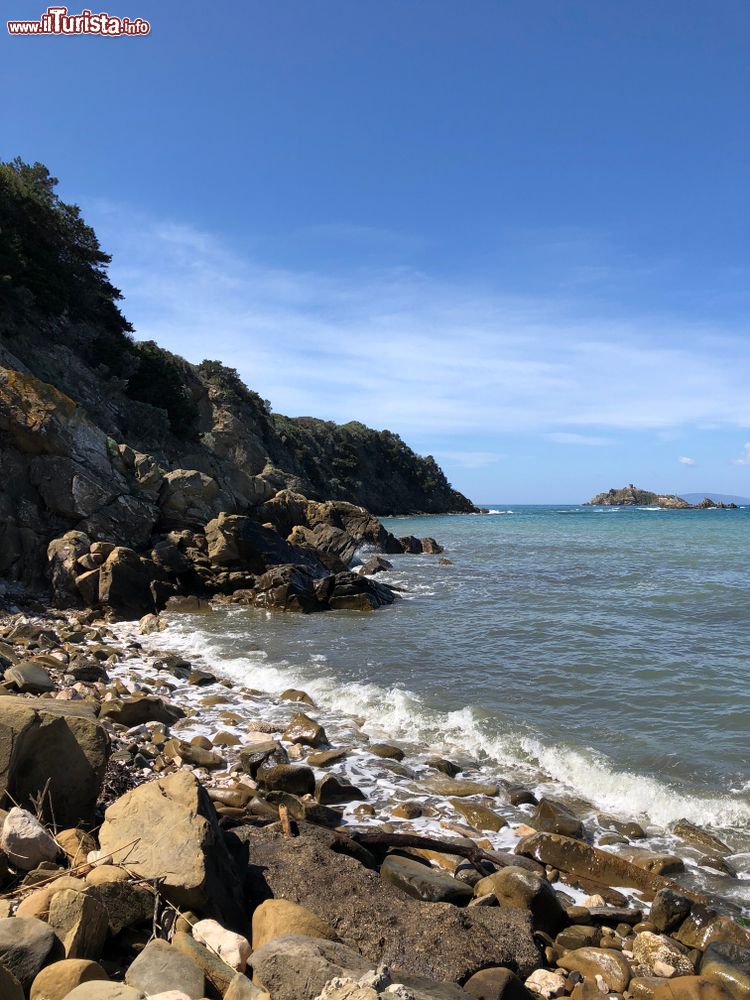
[89,202,750,442]
[548,432,611,446]
[732,443,750,466]
[678,456,697,466]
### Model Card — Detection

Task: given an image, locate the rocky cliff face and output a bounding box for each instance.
[0,160,470,600]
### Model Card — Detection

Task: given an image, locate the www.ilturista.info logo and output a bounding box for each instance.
[8,5,150,35]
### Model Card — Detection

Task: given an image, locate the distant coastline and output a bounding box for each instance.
[586,484,740,509]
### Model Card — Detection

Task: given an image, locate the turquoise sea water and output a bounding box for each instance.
[144,504,750,895]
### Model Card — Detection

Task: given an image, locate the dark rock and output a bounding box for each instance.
[250,935,471,1000]
[700,941,750,999]
[360,556,393,575]
[381,855,474,906]
[125,938,205,998]
[238,823,542,982]
[97,546,157,617]
[650,889,694,934]
[0,915,60,989]
[531,798,585,839]
[0,696,109,826]
[100,695,185,726]
[315,774,367,805]
[257,764,315,796]
[463,967,533,1000]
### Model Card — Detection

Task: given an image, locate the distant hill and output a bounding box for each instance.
[680,493,750,506]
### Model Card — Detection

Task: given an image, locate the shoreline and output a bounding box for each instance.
[0,599,749,998]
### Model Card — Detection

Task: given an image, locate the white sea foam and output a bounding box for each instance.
[134,616,750,838]
[487,509,514,514]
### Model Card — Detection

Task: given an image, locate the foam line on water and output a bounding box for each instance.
[135,617,750,835]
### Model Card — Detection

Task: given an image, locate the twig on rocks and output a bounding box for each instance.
[278,804,295,838]
[344,831,517,874]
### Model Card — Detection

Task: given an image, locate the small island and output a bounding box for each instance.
[585,484,737,509]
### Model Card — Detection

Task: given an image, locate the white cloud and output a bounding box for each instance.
[548,432,611,446]
[88,201,750,440]
[678,456,697,466]
[732,443,750,466]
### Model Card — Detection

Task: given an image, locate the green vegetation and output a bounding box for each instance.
[126,341,198,438]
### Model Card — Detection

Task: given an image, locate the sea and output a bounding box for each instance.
[125,504,750,911]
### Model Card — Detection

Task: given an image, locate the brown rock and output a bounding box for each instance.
[463,967,532,1000]
[97,771,245,931]
[252,899,339,950]
[30,959,109,1000]
[652,976,734,999]
[47,888,108,960]
[556,947,631,992]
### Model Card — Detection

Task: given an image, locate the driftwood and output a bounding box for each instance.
[344,831,540,875]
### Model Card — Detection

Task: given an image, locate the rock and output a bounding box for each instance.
[100,695,185,726]
[159,469,220,531]
[0,965,23,1000]
[94,880,154,935]
[425,778,498,797]
[125,938,205,999]
[192,918,251,972]
[463,967,532,1000]
[531,798,584,839]
[4,661,55,694]
[308,748,349,767]
[172,930,239,995]
[381,855,474,905]
[633,931,695,977]
[97,771,245,930]
[30,959,109,1000]
[672,820,732,856]
[359,556,393,575]
[618,847,685,876]
[98,546,156,617]
[251,935,470,1000]
[652,978,735,999]
[327,571,396,611]
[555,925,600,951]
[64,985,144,1000]
[0,807,60,870]
[420,538,444,554]
[474,867,566,936]
[675,906,750,952]
[650,889,693,934]
[369,743,405,761]
[523,969,566,998]
[16,875,87,920]
[316,774,366,805]
[0,697,109,826]
[239,823,541,982]
[700,941,750,999]
[252,565,326,613]
[56,828,98,865]
[47,887,109,960]
[258,764,316,796]
[225,973,269,1000]
[280,688,316,706]
[283,712,328,748]
[0,916,60,989]
[450,799,507,832]
[556,947,631,993]
[516,833,692,896]
[252,899,339,950]
[48,532,93,608]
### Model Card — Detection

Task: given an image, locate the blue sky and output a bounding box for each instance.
[3,0,749,502]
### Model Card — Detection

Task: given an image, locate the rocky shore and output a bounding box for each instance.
[0,601,748,1000]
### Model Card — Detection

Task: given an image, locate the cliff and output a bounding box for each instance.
[0,159,473,593]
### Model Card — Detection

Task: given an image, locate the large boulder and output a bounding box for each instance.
[158,469,221,530]
[239,823,541,983]
[47,531,92,607]
[0,916,60,990]
[97,771,245,931]
[98,546,157,617]
[250,935,471,1000]
[0,697,109,826]
[205,513,322,574]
